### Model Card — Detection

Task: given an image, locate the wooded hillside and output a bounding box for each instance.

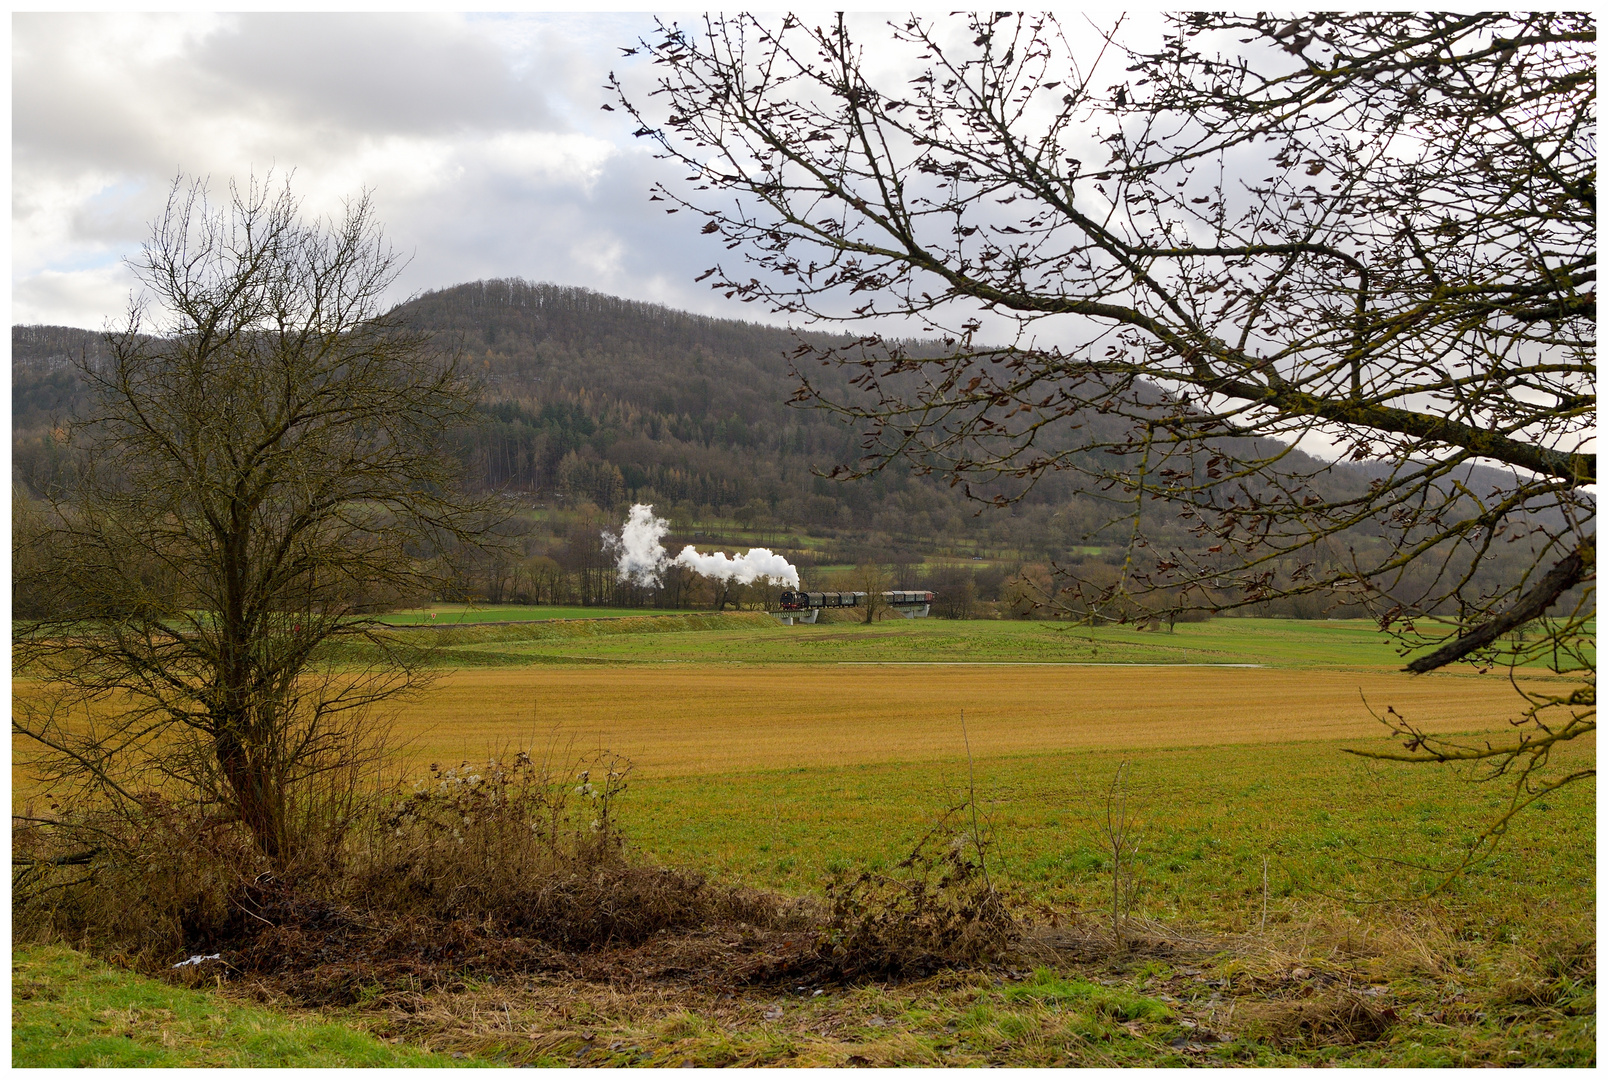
[13,280,1559,615]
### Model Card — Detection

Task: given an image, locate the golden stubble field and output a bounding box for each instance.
[11,664,1552,794]
[379,663,1540,779]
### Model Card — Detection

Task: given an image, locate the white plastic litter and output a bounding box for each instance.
[172,953,222,968]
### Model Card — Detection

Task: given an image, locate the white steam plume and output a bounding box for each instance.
[604,503,800,589]
[605,503,674,586]
[671,545,800,588]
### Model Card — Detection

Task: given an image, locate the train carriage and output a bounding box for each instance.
[776,589,933,620]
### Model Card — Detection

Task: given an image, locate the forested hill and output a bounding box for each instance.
[391,279,883,526]
[400,279,846,435]
[11,280,1548,580]
[14,282,1062,556]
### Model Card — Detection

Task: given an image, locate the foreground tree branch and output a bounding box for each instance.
[1404,539,1593,674]
[616,12,1595,847]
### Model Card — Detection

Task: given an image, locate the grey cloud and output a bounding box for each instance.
[14,21,172,175]
[192,14,556,138]
[14,14,559,175]
[14,266,137,330]
[10,12,800,330]
[380,140,750,321]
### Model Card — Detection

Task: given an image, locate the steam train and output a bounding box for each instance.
[774,589,934,624]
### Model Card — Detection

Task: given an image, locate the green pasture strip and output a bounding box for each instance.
[401,611,774,647]
[17,614,1590,675]
[623,733,1595,936]
[414,615,1594,670]
[392,611,768,639]
[316,611,777,668]
[378,604,686,625]
[409,617,1423,669]
[11,944,481,1068]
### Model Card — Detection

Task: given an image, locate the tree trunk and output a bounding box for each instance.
[215,727,287,863]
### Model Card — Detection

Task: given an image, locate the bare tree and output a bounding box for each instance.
[852,562,891,623]
[13,175,495,864]
[1101,761,1144,950]
[617,14,1593,817]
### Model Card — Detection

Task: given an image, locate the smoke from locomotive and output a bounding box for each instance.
[604,504,801,588]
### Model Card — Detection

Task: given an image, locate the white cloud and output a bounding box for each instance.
[11,12,746,328]
[13,172,138,276]
[14,265,139,331]
[479,132,615,190]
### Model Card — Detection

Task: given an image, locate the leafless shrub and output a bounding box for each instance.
[13,798,268,964]
[14,741,1028,987]
[1100,761,1146,949]
[12,684,394,960]
[349,746,751,947]
[14,736,781,967]
[817,804,1018,976]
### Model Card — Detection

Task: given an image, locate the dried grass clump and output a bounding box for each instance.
[13,798,270,964]
[348,749,782,948]
[1485,930,1596,1012]
[816,815,1019,977]
[1236,991,1399,1048]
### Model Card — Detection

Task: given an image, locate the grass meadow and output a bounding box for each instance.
[376,603,683,625]
[11,946,479,1068]
[13,613,1595,1066]
[362,608,1593,669]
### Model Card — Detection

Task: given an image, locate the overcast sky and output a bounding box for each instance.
[12,11,1169,343]
[13,12,757,330]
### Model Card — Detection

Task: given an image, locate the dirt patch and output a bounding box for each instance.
[210,900,1020,1008]
[205,878,830,1007]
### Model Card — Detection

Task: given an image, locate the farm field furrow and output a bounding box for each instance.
[392,663,1538,780]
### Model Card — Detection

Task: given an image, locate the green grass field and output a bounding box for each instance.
[376,603,687,625]
[381,613,1412,666]
[368,611,1592,672]
[13,613,1594,1066]
[623,733,1594,924]
[11,946,483,1067]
